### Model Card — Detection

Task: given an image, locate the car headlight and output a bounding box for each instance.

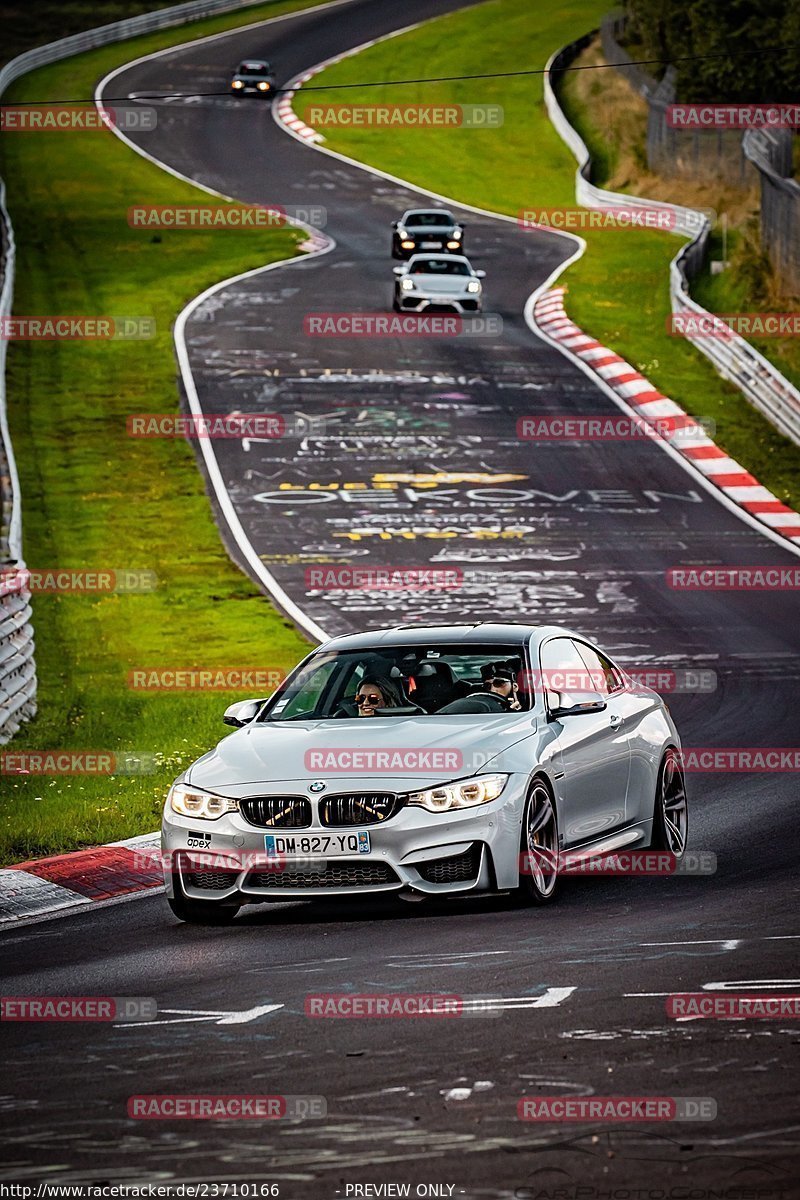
[466,279,481,293]
[232,79,244,89]
[257,81,271,91]
[400,240,415,249]
[169,783,238,820]
[446,240,461,249]
[400,277,415,291]
[406,772,508,813]
[396,227,408,239]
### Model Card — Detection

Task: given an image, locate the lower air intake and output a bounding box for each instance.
[416,845,482,884]
[248,862,399,889]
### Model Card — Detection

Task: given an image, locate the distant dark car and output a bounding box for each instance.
[391,208,465,258]
[230,59,276,98]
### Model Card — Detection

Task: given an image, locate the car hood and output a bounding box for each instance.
[407,274,473,293]
[187,713,536,795]
[407,226,456,235]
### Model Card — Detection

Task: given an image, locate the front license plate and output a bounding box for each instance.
[264,831,370,858]
[421,240,440,248]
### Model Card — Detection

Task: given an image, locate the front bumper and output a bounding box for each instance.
[394,237,463,258]
[231,84,274,96]
[162,775,526,903]
[396,290,481,314]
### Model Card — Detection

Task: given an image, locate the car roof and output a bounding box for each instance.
[318,623,581,653]
[405,253,470,265]
[402,208,455,220]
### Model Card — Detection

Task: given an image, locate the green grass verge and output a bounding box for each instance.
[0,0,333,863]
[304,0,800,511]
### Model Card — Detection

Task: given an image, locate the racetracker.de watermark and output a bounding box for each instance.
[137,849,326,875]
[127,203,327,229]
[517,415,715,441]
[0,317,155,340]
[520,206,678,230]
[0,104,157,132]
[127,1095,326,1119]
[533,850,717,876]
[679,748,800,772]
[667,993,800,1018]
[303,749,463,773]
[0,568,157,596]
[517,667,717,695]
[0,996,156,1021]
[303,103,503,127]
[666,567,800,590]
[517,1096,717,1121]
[667,103,800,129]
[305,993,503,1018]
[128,669,285,691]
[1,751,158,776]
[304,314,502,337]
[668,312,800,339]
[305,566,462,591]
[127,414,286,439]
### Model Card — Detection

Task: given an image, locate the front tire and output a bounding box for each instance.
[167,876,240,925]
[651,748,688,857]
[517,778,560,904]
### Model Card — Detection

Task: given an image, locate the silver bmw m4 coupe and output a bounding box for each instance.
[162,623,688,923]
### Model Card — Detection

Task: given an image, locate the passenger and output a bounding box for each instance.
[354,675,404,717]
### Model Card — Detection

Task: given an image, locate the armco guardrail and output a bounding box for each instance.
[544,38,800,451]
[0,0,297,742]
[0,181,37,742]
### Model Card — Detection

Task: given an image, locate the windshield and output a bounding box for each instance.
[405,212,454,227]
[237,62,271,74]
[260,644,530,721]
[409,259,470,276]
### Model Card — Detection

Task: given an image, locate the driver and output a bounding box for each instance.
[480,662,522,711]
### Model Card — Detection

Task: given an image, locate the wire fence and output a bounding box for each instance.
[743,128,800,297]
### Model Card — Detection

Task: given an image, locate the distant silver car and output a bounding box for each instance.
[162,623,688,923]
[392,253,485,314]
[391,208,465,258]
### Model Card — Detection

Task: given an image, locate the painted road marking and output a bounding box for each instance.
[118,1003,284,1027]
[641,939,742,950]
[116,990,574,1026]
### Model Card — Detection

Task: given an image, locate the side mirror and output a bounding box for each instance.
[223,698,266,727]
[548,689,606,719]
[392,266,405,275]
[475,269,486,278]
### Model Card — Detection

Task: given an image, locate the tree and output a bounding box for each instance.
[623,0,800,101]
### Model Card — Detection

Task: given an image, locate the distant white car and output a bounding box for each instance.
[392,253,485,314]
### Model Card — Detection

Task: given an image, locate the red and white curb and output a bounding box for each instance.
[533,288,800,546]
[275,72,325,144]
[0,832,162,923]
